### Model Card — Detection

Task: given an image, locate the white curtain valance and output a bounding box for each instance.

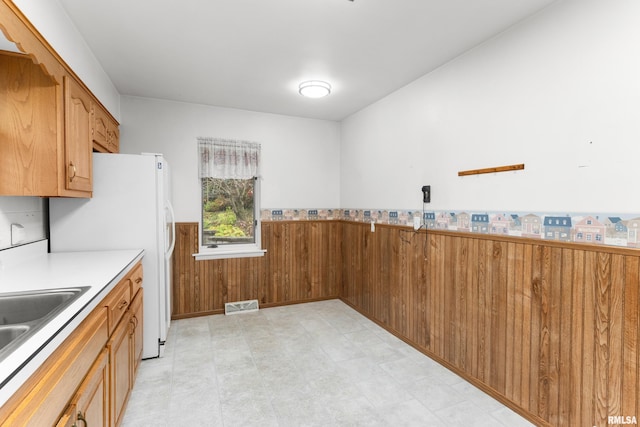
[198,137,260,179]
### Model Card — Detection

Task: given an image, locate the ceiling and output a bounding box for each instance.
[59,0,557,121]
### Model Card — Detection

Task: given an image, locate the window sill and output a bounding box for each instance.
[193,249,267,261]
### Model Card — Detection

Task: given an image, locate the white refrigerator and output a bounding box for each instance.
[49,153,176,359]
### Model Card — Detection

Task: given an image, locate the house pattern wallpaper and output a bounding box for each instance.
[261,208,640,249]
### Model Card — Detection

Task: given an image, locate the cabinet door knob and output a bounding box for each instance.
[77,411,88,427]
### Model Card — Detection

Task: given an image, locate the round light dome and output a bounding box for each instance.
[299,80,331,98]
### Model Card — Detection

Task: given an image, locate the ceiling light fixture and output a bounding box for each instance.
[299,80,331,98]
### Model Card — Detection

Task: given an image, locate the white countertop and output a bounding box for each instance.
[0,241,144,407]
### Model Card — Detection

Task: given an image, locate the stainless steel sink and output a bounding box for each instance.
[0,325,30,351]
[0,287,90,362]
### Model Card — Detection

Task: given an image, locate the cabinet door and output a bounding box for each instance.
[0,54,58,196]
[108,122,120,153]
[92,102,109,152]
[55,403,77,427]
[130,289,144,377]
[76,348,109,427]
[109,313,132,427]
[64,75,92,192]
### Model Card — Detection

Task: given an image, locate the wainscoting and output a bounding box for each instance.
[172,220,639,427]
[172,222,342,318]
[342,222,639,427]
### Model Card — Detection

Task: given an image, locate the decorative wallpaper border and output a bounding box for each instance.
[262,208,640,249]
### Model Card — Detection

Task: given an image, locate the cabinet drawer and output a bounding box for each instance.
[129,262,143,298]
[104,278,131,335]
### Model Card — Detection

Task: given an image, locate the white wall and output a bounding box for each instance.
[119,96,341,222]
[341,0,640,214]
[0,198,46,250]
[12,0,121,119]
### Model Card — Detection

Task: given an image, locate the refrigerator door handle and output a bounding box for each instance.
[166,201,176,258]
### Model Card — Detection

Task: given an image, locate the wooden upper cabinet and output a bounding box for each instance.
[92,102,110,150]
[0,0,120,197]
[64,75,93,193]
[92,101,120,153]
[107,120,120,153]
[0,53,59,196]
[0,56,95,197]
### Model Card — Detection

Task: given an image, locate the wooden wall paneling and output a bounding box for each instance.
[172,222,198,317]
[361,224,368,311]
[275,221,289,303]
[416,231,430,349]
[545,247,563,425]
[394,230,407,338]
[455,236,468,372]
[582,251,597,426]
[468,237,480,380]
[441,234,450,362]
[608,254,624,422]
[419,232,431,350]
[402,229,417,338]
[358,224,368,312]
[341,224,353,304]
[330,222,343,297]
[391,229,401,336]
[370,226,381,322]
[429,233,440,359]
[172,221,340,319]
[443,235,455,365]
[505,242,517,402]
[594,253,611,425]
[280,222,292,302]
[339,221,640,427]
[411,231,423,342]
[556,248,575,426]
[401,229,413,338]
[309,222,321,299]
[520,244,534,412]
[489,240,508,395]
[462,236,475,374]
[371,226,382,323]
[477,239,490,384]
[569,249,586,426]
[262,221,280,304]
[622,256,639,419]
[528,244,543,415]
[511,242,527,408]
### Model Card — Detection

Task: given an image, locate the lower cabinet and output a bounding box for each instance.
[77,348,110,427]
[130,288,144,376]
[0,261,143,427]
[56,348,110,427]
[109,309,132,427]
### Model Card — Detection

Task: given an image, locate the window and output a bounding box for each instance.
[201,177,256,246]
[195,138,265,260]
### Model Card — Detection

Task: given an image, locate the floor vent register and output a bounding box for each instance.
[224,299,259,315]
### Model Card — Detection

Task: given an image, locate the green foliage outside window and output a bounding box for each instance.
[201,177,255,245]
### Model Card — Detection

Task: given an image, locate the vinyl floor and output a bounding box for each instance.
[122,299,534,427]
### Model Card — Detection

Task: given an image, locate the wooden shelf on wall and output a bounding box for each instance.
[458,163,524,177]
